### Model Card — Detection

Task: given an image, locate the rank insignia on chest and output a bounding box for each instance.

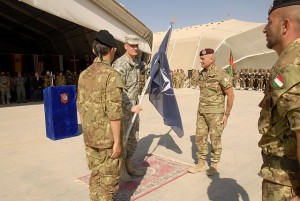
[272,74,284,89]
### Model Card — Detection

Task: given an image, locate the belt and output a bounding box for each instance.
[262,152,300,170]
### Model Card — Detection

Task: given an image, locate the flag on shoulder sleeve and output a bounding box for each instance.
[148,26,184,138]
[228,49,234,77]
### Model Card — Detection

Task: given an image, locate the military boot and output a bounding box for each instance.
[187,161,206,174]
[126,158,144,176]
[120,162,132,183]
[206,163,218,176]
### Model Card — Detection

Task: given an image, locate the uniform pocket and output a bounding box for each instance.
[104,157,121,176]
[207,82,220,94]
[86,146,106,170]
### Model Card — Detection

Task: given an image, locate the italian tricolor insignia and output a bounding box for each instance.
[272,74,284,88]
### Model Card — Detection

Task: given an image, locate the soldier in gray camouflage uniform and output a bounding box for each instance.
[77,30,124,201]
[14,72,26,103]
[0,72,11,104]
[113,35,144,182]
[188,48,234,176]
[258,1,300,200]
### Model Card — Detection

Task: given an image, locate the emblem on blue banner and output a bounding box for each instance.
[60,93,69,104]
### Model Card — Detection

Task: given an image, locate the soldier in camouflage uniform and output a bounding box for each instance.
[188,48,234,176]
[14,72,26,103]
[234,69,240,89]
[264,69,271,92]
[247,68,253,90]
[239,69,246,90]
[43,71,52,88]
[258,1,300,200]
[191,69,199,89]
[55,71,66,86]
[172,69,177,88]
[0,71,11,104]
[179,69,186,88]
[112,35,144,182]
[258,69,264,91]
[77,30,124,201]
[253,69,259,90]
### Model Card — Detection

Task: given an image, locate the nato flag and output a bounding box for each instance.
[148,25,184,138]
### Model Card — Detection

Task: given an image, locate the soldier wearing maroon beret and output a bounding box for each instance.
[258,1,300,201]
[199,48,215,56]
[188,48,234,176]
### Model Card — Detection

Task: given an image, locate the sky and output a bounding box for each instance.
[116,0,273,32]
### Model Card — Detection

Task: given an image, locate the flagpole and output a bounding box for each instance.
[124,56,159,146]
[124,22,173,146]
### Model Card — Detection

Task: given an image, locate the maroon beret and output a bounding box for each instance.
[199,48,214,56]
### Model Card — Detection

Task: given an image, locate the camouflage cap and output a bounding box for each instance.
[125,35,140,45]
[199,48,214,56]
[269,0,300,14]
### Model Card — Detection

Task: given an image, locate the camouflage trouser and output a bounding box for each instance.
[195,113,224,163]
[262,179,300,201]
[258,79,264,90]
[86,146,122,201]
[1,89,11,103]
[240,79,245,88]
[123,110,139,159]
[249,79,254,89]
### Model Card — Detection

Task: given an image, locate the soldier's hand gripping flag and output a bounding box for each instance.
[148,25,184,138]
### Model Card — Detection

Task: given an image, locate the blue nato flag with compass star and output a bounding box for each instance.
[148,25,184,138]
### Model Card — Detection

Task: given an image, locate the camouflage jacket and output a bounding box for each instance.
[258,38,300,187]
[113,54,145,111]
[15,77,26,87]
[55,75,66,86]
[43,75,52,88]
[198,64,232,113]
[77,58,124,149]
[0,75,10,90]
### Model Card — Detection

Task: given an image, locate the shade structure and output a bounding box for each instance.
[152,19,277,72]
[20,0,152,54]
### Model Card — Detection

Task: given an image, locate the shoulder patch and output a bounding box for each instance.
[272,74,284,89]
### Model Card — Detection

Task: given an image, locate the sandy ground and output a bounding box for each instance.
[0,88,264,201]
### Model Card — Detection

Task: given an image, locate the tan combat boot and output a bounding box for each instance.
[120,162,132,182]
[126,158,144,176]
[187,161,206,174]
[206,163,217,176]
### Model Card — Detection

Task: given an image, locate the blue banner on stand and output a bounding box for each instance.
[43,86,78,140]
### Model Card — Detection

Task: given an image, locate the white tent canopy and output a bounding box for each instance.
[152,19,277,72]
[20,0,152,54]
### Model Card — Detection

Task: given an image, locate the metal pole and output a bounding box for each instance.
[124,75,152,146]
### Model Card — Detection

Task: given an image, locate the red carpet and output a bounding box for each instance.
[77,154,190,200]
